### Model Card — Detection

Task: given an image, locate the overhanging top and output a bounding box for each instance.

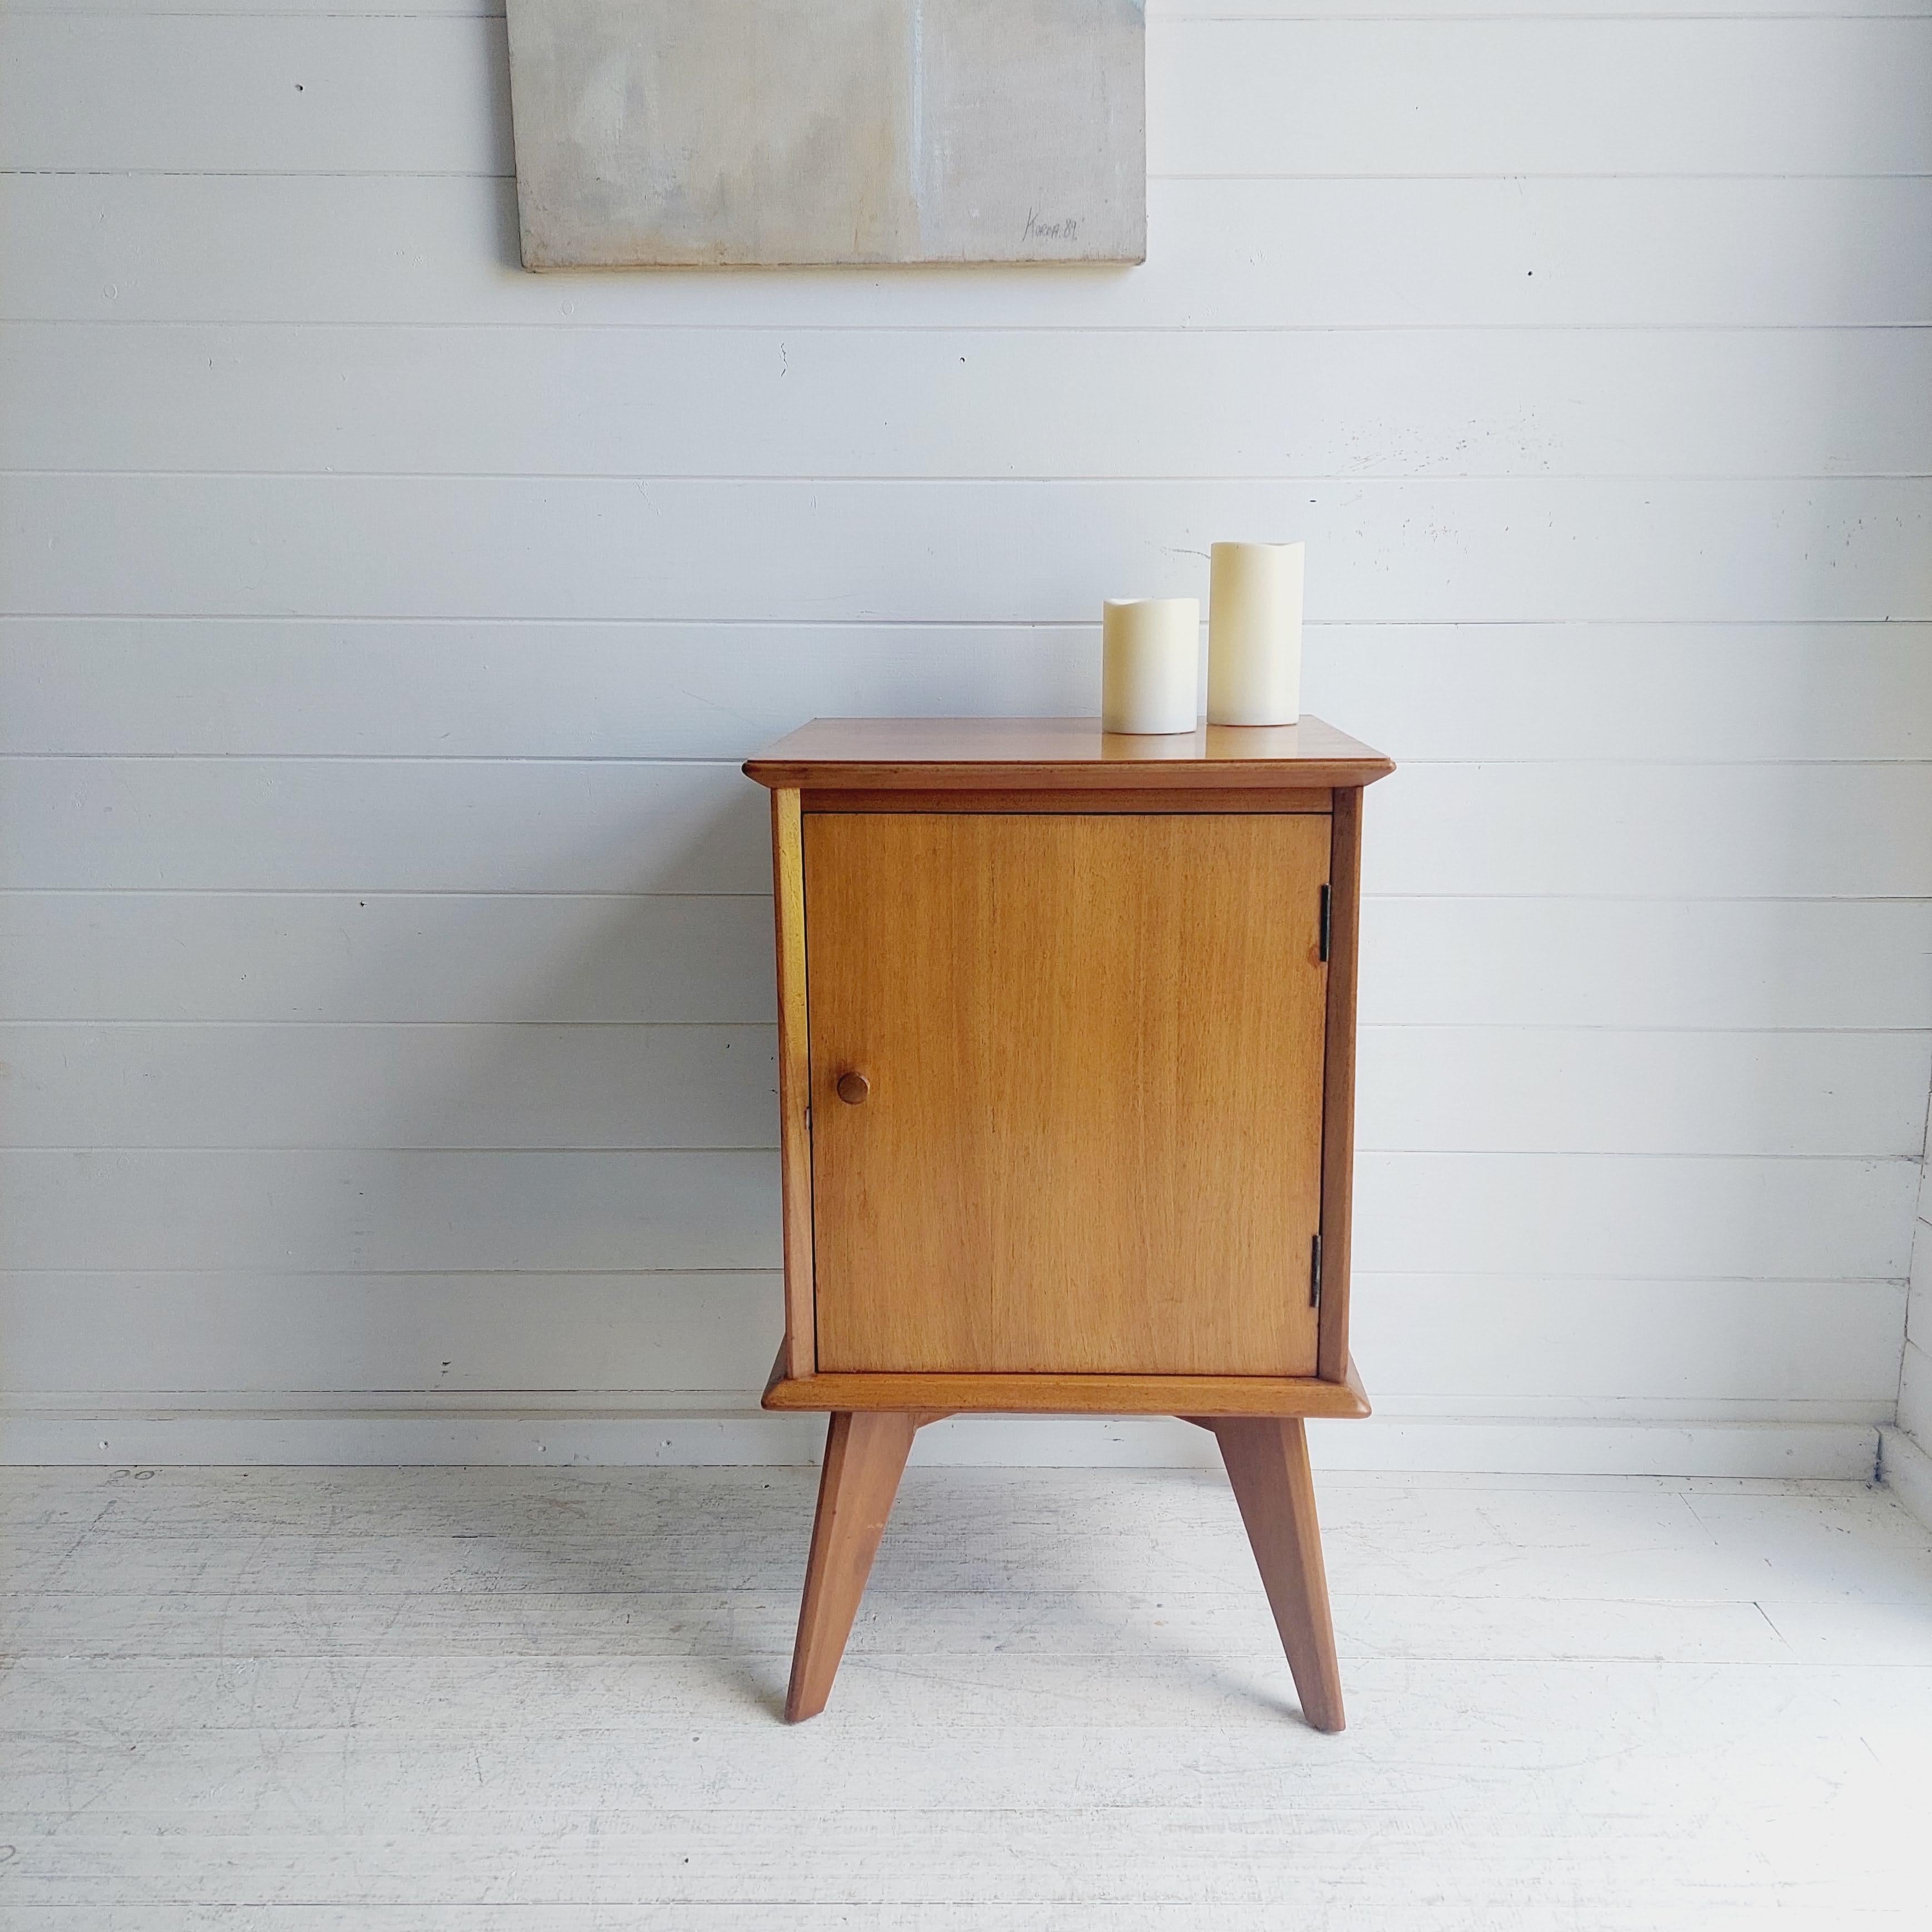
[743,716,1396,793]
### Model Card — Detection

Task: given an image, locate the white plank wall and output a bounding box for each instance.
[2,0,1929,1473]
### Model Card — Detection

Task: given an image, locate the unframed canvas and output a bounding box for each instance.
[505,0,1147,268]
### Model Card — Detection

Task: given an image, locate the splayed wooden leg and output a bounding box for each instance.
[784,1409,920,1723]
[1210,1415,1347,1732]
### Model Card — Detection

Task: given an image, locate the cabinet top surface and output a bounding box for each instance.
[743,716,1394,791]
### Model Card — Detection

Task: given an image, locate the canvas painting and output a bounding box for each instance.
[505,0,1146,268]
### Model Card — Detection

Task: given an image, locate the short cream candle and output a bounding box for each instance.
[1208,541,1304,727]
[1102,598,1200,735]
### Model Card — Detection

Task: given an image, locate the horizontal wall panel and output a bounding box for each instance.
[0,1149,782,1271]
[6,17,1926,179]
[0,1273,1900,1408]
[8,756,1928,896]
[0,893,776,1024]
[7,620,1928,766]
[1155,19,1932,178]
[0,1024,778,1151]
[1,1147,1910,1277]
[6,476,1929,624]
[11,891,1919,1032]
[1354,1276,1908,1406]
[7,175,1930,329]
[1358,898,1932,1031]
[1368,761,1932,898]
[0,758,770,893]
[0,17,513,175]
[1352,1152,1919,1280]
[0,1272,782,1396]
[1315,625,1932,765]
[9,324,1930,480]
[6,620,1926,763]
[7,1022,1913,1158]
[0,622,1098,760]
[1354,1028,1932,1158]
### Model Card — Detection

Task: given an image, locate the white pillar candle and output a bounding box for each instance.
[1208,541,1304,727]
[1101,598,1200,735]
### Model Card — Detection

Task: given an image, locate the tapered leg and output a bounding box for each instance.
[1211,1416,1347,1731]
[785,1410,920,1723]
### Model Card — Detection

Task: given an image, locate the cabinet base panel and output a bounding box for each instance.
[762,1362,1371,1419]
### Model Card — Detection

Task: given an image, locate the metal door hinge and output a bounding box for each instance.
[1318,884,1332,963]
[1310,1232,1323,1310]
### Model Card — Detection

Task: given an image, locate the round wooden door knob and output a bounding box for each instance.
[835,1071,870,1106]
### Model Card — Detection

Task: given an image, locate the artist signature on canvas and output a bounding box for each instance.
[1022,209,1081,242]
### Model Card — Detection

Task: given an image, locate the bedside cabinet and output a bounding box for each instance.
[743,717,1394,1727]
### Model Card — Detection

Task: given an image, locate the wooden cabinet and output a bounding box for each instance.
[745,716,1393,1727]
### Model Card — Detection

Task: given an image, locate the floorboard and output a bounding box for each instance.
[1,1466,1926,1925]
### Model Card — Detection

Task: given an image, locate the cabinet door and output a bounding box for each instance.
[804,812,1330,1376]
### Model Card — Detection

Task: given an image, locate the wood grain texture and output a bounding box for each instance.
[803,811,1331,1377]
[762,1368,1370,1420]
[747,716,1392,792]
[1211,1417,1347,1732]
[800,787,1335,815]
[785,1410,920,1722]
[769,790,815,1379]
[1318,786,1363,1385]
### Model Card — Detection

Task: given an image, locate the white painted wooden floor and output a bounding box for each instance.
[3,1465,1929,1929]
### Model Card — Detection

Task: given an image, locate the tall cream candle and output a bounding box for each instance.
[1208,541,1304,726]
[1102,598,1200,735]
